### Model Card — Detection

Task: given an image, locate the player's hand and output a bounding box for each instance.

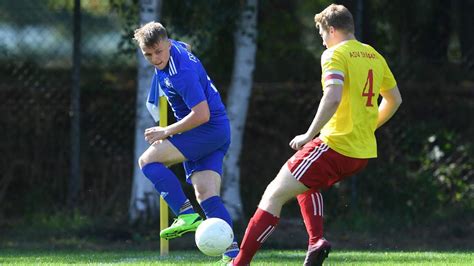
[289,133,312,150]
[144,126,168,144]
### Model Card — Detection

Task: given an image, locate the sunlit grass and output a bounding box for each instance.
[0,249,472,265]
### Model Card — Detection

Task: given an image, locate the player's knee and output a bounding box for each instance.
[138,154,147,169]
[194,184,218,202]
[138,153,156,168]
[191,172,220,202]
[261,182,277,202]
[194,187,211,202]
[262,180,285,203]
[139,149,166,168]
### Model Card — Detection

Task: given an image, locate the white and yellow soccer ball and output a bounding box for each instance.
[195,218,234,256]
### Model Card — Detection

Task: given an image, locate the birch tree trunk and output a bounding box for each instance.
[222,0,258,223]
[129,0,162,224]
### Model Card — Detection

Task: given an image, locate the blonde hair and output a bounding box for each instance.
[314,4,354,34]
[133,21,168,48]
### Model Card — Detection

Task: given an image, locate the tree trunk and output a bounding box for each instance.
[222,0,258,224]
[129,0,162,224]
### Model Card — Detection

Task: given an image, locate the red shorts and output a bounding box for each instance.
[286,138,368,189]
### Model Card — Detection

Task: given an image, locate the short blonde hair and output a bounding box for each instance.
[133,21,168,48]
[314,4,354,34]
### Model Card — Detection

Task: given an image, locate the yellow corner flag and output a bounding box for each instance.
[159,95,169,256]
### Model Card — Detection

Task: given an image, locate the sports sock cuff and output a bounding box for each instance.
[200,195,221,209]
[255,208,279,225]
[200,196,233,227]
[224,241,240,258]
[141,162,164,182]
[179,199,194,215]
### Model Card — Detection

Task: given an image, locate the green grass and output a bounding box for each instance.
[0,249,472,265]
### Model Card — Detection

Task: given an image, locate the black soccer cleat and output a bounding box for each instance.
[303,238,331,266]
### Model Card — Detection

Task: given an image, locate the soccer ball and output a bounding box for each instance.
[195,218,234,256]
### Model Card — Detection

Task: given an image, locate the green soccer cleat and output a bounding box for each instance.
[214,254,232,266]
[159,213,203,240]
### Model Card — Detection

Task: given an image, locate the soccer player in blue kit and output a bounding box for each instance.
[133,22,239,260]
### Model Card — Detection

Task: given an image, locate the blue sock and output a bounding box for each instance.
[141,162,194,216]
[200,196,239,258]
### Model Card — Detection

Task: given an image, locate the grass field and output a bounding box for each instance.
[0,249,472,265]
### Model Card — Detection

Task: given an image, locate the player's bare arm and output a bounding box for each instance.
[377,85,402,129]
[289,84,342,150]
[144,100,210,144]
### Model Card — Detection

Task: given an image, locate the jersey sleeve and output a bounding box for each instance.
[321,49,346,90]
[172,70,206,109]
[380,56,397,91]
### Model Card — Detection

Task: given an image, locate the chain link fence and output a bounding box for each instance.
[0,1,137,217]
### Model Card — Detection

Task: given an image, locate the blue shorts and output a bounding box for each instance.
[168,119,230,183]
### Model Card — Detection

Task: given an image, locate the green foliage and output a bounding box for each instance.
[349,126,474,226]
[255,0,325,82]
[46,0,113,14]
[0,0,117,27]
[107,0,240,82]
[0,0,60,25]
[109,0,139,55]
[417,131,473,208]
[162,0,240,50]
[162,1,240,83]
[25,211,94,234]
[380,131,470,223]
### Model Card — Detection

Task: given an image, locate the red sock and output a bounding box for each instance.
[297,188,324,246]
[233,208,279,266]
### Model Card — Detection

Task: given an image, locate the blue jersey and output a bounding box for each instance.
[150,40,227,122]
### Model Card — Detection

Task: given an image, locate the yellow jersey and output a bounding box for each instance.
[319,40,397,158]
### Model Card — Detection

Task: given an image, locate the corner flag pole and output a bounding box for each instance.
[159,95,169,256]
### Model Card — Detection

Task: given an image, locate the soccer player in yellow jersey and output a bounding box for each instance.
[232,4,402,266]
